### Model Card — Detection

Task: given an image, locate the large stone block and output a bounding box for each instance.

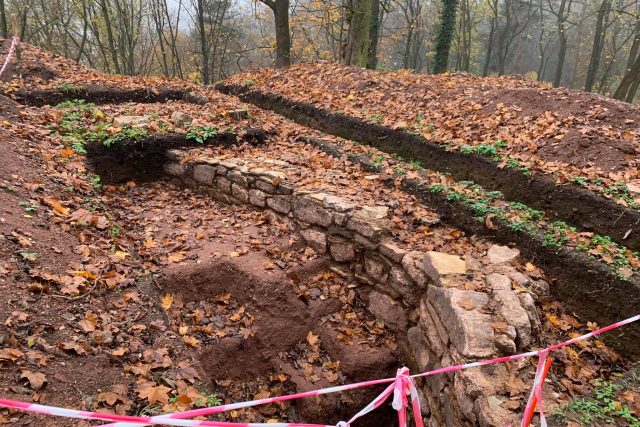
[193,164,216,185]
[163,162,187,177]
[266,195,291,214]
[355,205,389,220]
[323,195,357,212]
[292,194,333,226]
[402,251,428,288]
[494,290,532,349]
[346,215,390,240]
[231,183,249,203]
[486,245,520,265]
[248,189,266,207]
[379,241,407,263]
[165,149,185,161]
[426,287,494,358]
[171,111,192,127]
[113,115,149,128]
[407,326,429,371]
[519,292,541,332]
[215,176,232,194]
[300,228,327,254]
[368,290,407,331]
[388,266,413,298]
[423,251,467,287]
[228,170,249,187]
[364,254,389,282]
[485,273,511,291]
[419,299,448,357]
[328,237,355,262]
[254,179,278,194]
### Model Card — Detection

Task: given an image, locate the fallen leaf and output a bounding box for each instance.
[161,294,174,310]
[137,384,171,404]
[43,197,70,216]
[20,370,47,390]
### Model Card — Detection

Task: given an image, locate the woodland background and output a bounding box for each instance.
[1,0,639,103]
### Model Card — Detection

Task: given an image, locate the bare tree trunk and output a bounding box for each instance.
[482,0,498,76]
[151,2,170,77]
[195,0,210,84]
[75,1,89,63]
[366,0,380,69]
[273,0,291,67]
[552,0,572,87]
[627,73,640,102]
[584,0,611,91]
[98,0,121,74]
[344,0,372,67]
[614,52,640,101]
[260,0,291,67]
[0,0,7,38]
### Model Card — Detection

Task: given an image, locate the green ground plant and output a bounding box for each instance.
[554,379,640,426]
[186,126,218,143]
[59,82,80,93]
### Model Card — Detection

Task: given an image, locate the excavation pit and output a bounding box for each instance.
[159,257,400,426]
[85,119,633,427]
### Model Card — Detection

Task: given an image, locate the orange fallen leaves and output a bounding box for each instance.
[43,197,70,216]
[136,384,171,405]
[19,370,47,390]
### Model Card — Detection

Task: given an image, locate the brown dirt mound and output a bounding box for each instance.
[484,86,639,129]
[160,257,398,426]
[226,63,640,187]
[538,128,637,171]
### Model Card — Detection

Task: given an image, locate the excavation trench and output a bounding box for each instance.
[86,141,560,426]
[216,83,640,251]
[84,134,406,424]
[10,85,207,107]
[298,136,640,358]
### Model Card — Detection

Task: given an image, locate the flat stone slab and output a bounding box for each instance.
[423,251,467,286]
[487,245,520,265]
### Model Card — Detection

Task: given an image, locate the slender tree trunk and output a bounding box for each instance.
[613,52,640,101]
[195,0,210,84]
[584,0,611,91]
[432,0,459,73]
[75,1,89,63]
[98,0,121,74]
[553,0,570,87]
[403,26,414,69]
[0,0,7,38]
[627,73,640,103]
[482,18,496,76]
[366,0,380,69]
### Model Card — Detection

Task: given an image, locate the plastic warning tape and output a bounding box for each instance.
[0,314,638,427]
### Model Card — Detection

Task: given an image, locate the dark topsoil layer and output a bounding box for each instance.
[86,128,268,183]
[216,83,640,252]
[10,84,207,106]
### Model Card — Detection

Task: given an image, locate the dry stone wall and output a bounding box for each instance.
[163,150,545,427]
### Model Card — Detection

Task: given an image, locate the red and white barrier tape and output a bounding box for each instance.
[0,313,638,427]
[0,37,18,78]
